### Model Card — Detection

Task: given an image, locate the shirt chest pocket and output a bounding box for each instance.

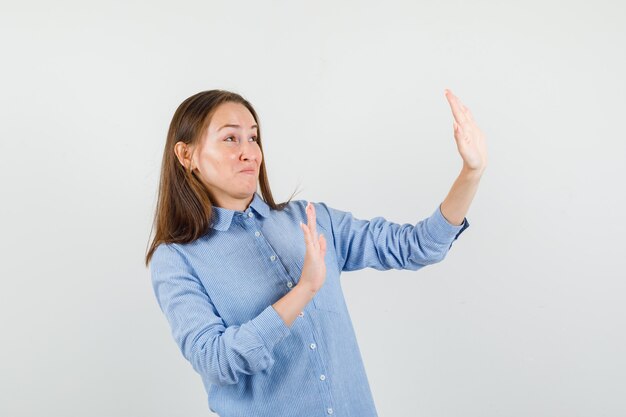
[292,220,342,314]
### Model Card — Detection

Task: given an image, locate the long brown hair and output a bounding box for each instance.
[145,89,298,266]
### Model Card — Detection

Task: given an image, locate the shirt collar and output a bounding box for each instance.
[209,192,270,231]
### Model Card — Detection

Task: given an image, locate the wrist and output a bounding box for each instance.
[296,281,319,296]
[460,165,484,180]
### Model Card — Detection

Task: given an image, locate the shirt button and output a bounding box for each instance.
[248,212,254,218]
[270,255,276,261]
[254,231,260,237]
[327,408,333,415]
[309,343,316,350]
[298,311,304,317]
[320,374,326,381]
[287,281,293,288]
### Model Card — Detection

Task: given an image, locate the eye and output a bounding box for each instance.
[224,136,258,142]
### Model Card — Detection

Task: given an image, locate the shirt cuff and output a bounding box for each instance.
[426,203,470,248]
[249,304,292,352]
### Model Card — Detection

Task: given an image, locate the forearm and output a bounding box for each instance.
[440,167,483,226]
[272,283,317,327]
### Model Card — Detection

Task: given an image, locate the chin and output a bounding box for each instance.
[235,189,256,198]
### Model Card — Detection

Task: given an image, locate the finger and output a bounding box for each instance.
[307,202,319,243]
[304,202,310,228]
[300,221,312,246]
[454,120,469,142]
[459,101,475,123]
[303,203,318,248]
[444,89,467,125]
[453,120,464,140]
[319,234,327,256]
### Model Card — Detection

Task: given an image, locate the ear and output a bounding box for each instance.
[174,141,195,170]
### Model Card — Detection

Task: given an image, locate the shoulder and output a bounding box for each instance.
[296,199,351,231]
[149,241,191,271]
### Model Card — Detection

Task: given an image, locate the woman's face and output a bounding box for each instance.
[188,101,262,210]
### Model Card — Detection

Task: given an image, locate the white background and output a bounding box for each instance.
[1,1,625,416]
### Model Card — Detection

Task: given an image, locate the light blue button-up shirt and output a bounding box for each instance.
[149,192,469,416]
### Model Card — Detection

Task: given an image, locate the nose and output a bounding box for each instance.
[240,139,259,162]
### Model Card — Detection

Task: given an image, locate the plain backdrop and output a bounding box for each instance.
[1,1,625,416]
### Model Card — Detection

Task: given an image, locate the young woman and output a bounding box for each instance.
[146,89,486,416]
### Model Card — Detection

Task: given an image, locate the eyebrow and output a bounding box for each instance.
[218,124,258,131]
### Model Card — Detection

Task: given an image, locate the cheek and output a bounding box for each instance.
[197,151,226,173]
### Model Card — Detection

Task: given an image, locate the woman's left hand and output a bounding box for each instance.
[444,89,488,174]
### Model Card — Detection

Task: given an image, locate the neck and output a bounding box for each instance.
[214,193,255,212]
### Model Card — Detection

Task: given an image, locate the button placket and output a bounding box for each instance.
[249,221,295,293]
[244,212,297,300]
[302,314,336,414]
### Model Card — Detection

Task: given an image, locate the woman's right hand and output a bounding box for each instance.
[298,201,327,294]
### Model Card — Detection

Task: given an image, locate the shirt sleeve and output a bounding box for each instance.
[149,243,292,386]
[316,201,470,272]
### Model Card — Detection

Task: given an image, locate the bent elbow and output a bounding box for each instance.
[406,248,446,269]
[433,248,452,264]
[188,334,276,387]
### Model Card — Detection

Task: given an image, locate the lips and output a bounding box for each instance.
[240,168,256,174]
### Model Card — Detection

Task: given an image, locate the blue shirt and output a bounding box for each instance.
[149,192,469,417]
